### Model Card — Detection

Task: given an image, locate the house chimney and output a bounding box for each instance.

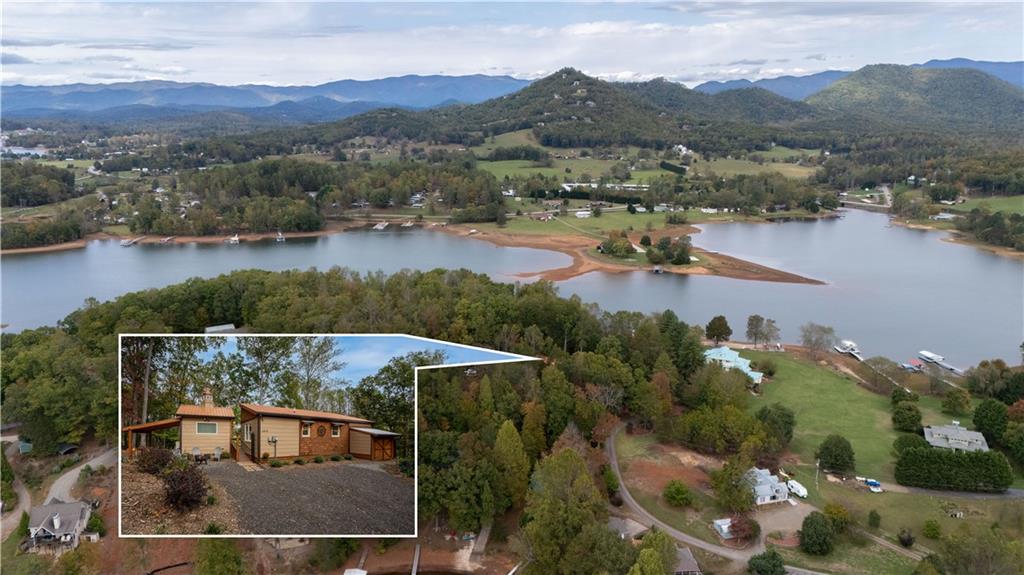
[52,513,61,530]
[202,387,214,407]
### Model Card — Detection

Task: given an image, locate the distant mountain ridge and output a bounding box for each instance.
[694,58,1023,100]
[806,64,1024,135]
[1,74,531,112]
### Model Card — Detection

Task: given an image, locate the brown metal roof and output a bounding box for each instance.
[239,403,371,424]
[121,417,182,432]
[176,404,236,419]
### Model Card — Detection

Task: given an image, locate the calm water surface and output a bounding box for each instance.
[562,210,1022,366]
[2,210,1021,366]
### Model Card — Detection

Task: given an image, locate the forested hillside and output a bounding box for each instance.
[0,161,78,207]
[807,64,1024,135]
[622,79,818,123]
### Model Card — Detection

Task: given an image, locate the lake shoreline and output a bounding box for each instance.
[440,224,825,285]
[892,219,1024,260]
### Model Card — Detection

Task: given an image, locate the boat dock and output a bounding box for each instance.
[119,237,144,247]
[833,340,863,361]
[401,220,415,228]
[160,236,176,244]
[373,221,390,230]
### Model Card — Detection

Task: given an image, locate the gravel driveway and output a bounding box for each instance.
[205,461,414,535]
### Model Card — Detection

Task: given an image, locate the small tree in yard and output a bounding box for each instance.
[868,509,881,529]
[891,387,919,405]
[922,519,942,539]
[663,479,692,507]
[816,434,855,474]
[640,234,651,247]
[892,401,923,432]
[706,315,732,344]
[86,513,106,536]
[799,511,835,555]
[17,510,29,537]
[823,502,852,534]
[942,387,972,415]
[746,315,765,345]
[974,399,1009,445]
[898,528,916,548]
[892,433,930,455]
[800,322,837,359]
[748,548,786,575]
[729,514,761,543]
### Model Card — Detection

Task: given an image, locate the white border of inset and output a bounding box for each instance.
[117,332,539,539]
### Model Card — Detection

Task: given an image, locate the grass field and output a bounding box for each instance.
[743,351,965,483]
[692,157,816,179]
[948,195,1024,215]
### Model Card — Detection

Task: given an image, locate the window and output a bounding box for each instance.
[301,423,311,437]
[332,425,341,438]
[196,422,218,434]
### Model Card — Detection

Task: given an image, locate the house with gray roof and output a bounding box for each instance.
[744,467,789,506]
[26,500,92,555]
[923,421,989,453]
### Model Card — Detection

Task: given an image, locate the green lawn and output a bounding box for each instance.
[692,157,816,179]
[2,532,50,575]
[754,145,821,161]
[776,544,916,575]
[948,195,1024,215]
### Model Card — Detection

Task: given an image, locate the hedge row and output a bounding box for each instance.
[894,447,1013,492]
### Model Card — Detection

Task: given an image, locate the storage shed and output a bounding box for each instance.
[349,427,400,461]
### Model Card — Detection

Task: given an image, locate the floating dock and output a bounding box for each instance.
[372,221,389,230]
[119,237,144,247]
[833,340,863,361]
[160,236,176,244]
[401,221,415,228]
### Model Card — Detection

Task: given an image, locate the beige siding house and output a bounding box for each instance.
[239,404,387,461]
[176,389,234,457]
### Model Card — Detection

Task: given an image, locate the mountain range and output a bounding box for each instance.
[1,74,530,113]
[694,58,1023,100]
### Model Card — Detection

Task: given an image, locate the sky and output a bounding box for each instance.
[197,334,533,384]
[1,1,1021,87]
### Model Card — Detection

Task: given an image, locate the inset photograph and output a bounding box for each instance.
[118,334,526,537]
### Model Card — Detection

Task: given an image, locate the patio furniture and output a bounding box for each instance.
[214,447,222,462]
[191,447,201,462]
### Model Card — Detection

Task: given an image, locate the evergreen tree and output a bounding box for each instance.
[494,420,531,508]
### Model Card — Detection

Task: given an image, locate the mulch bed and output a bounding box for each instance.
[119,462,242,535]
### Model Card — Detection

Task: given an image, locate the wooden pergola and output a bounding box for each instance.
[122,417,180,455]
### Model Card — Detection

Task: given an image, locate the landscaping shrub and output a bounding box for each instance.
[313,456,324,464]
[894,447,1013,492]
[262,452,270,461]
[898,528,915,548]
[922,519,941,539]
[308,539,360,570]
[868,509,881,529]
[891,387,919,405]
[602,465,619,494]
[816,434,855,473]
[270,460,284,468]
[204,523,223,534]
[799,511,834,555]
[397,458,413,477]
[207,495,217,506]
[195,539,246,575]
[892,434,930,456]
[892,401,923,432]
[294,458,306,465]
[609,491,623,507]
[754,358,777,378]
[330,454,341,461]
[663,479,692,507]
[824,503,852,534]
[136,447,174,475]
[85,512,106,536]
[17,510,29,537]
[163,464,208,511]
[344,454,353,460]
[730,514,761,542]
[974,399,1009,445]
[747,548,786,575]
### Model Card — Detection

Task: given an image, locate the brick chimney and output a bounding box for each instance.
[201,387,214,408]
[52,512,61,530]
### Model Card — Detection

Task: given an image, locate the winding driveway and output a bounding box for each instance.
[1,438,31,540]
[47,448,116,504]
[605,426,921,570]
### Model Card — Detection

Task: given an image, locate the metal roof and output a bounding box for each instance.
[240,403,371,424]
[176,404,235,419]
[349,426,401,437]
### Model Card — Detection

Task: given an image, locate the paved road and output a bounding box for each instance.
[1,438,31,540]
[47,448,116,504]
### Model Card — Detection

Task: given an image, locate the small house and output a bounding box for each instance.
[924,422,989,453]
[177,388,235,457]
[239,404,395,461]
[575,210,592,218]
[703,346,763,384]
[26,500,92,555]
[744,467,789,505]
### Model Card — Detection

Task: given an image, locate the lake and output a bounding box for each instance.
[2,210,1020,366]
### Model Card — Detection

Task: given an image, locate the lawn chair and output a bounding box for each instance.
[191,447,201,462]
[214,447,222,462]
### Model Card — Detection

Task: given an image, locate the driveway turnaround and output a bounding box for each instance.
[205,461,415,535]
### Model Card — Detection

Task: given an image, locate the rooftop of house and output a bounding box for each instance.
[29,500,90,537]
[703,346,764,384]
[239,403,372,424]
[176,388,235,419]
[744,467,789,498]
[923,422,989,452]
[349,427,401,437]
[675,546,702,574]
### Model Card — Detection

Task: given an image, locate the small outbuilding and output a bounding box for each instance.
[349,427,399,461]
